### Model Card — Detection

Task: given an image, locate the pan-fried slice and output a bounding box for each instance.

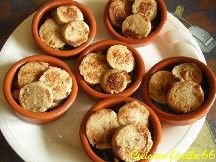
[149,71,176,105]
[112,125,153,162]
[101,69,131,94]
[118,101,149,127]
[107,45,135,72]
[122,13,151,38]
[39,19,65,49]
[86,109,119,149]
[108,0,133,27]
[18,61,49,88]
[39,67,72,101]
[79,53,110,85]
[19,81,53,112]
[54,5,84,25]
[132,0,157,21]
[172,63,203,84]
[61,20,89,47]
[167,81,204,113]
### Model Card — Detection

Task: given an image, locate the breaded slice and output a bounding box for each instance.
[107,45,135,72]
[79,53,110,85]
[39,18,65,49]
[54,5,84,25]
[167,81,204,113]
[101,69,131,94]
[112,125,153,161]
[132,0,157,21]
[122,13,151,38]
[19,81,53,112]
[108,0,133,27]
[86,109,119,149]
[18,61,49,88]
[118,101,149,127]
[172,63,203,84]
[149,71,176,105]
[49,100,62,110]
[39,67,72,101]
[61,20,89,47]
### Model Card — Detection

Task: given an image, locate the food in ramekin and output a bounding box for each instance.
[39,5,90,49]
[148,62,205,113]
[14,61,73,112]
[79,44,135,94]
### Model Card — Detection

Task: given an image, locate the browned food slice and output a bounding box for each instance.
[112,125,153,161]
[118,101,149,127]
[101,69,131,94]
[172,63,203,84]
[18,61,49,88]
[86,109,119,149]
[149,71,176,105]
[108,0,133,27]
[167,81,204,113]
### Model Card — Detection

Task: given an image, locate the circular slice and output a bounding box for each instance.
[39,67,72,101]
[101,69,131,94]
[112,125,153,161]
[39,19,65,49]
[86,109,119,149]
[79,53,110,85]
[18,61,49,88]
[107,44,135,72]
[108,0,133,27]
[19,81,53,112]
[122,13,151,38]
[54,5,84,25]
[172,63,203,84]
[61,20,89,47]
[167,81,204,113]
[118,101,149,127]
[149,71,176,105]
[132,0,158,21]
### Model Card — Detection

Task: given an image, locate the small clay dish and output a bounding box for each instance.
[32,0,96,57]
[3,55,78,124]
[103,0,167,45]
[143,56,216,125]
[80,97,162,162]
[76,40,145,100]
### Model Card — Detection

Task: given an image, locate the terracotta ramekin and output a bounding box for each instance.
[32,0,96,57]
[76,39,145,100]
[80,97,162,162]
[3,55,78,124]
[103,0,167,45]
[143,56,216,125]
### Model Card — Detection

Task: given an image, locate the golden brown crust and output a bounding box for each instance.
[132,0,157,21]
[86,109,119,149]
[79,53,110,85]
[167,81,204,113]
[149,71,176,105]
[101,69,130,94]
[112,125,153,162]
[18,61,49,88]
[118,101,149,127]
[172,63,203,84]
[108,0,133,27]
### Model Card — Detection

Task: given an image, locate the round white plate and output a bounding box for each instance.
[0,1,206,162]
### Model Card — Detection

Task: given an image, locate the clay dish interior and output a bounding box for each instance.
[143,56,216,125]
[76,39,145,100]
[32,0,96,57]
[103,0,167,45]
[3,55,78,124]
[79,97,162,162]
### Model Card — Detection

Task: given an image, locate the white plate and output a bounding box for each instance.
[0,1,206,162]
